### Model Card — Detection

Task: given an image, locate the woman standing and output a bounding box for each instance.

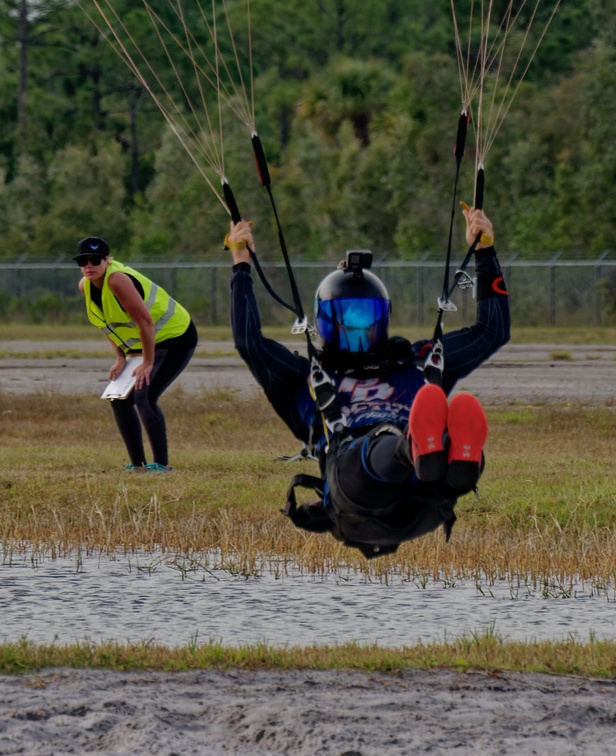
[75,236,198,472]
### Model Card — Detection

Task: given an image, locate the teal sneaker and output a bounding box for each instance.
[145,462,173,473]
[123,464,147,473]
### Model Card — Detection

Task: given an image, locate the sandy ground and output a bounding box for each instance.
[1,667,615,755]
[2,341,616,754]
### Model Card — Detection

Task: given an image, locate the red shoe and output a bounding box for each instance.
[408,384,448,482]
[446,393,488,490]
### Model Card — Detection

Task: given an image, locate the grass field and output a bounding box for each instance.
[1,326,616,676]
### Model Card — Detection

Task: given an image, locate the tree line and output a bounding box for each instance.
[0,0,611,266]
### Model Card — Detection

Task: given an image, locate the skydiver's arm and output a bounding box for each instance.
[440,209,510,392]
[227,220,310,393]
[230,262,310,393]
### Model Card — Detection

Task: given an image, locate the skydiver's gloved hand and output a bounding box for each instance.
[461,205,494,251]
[462,206,508,301]
[225,220,254,265]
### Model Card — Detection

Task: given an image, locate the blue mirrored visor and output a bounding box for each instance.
[316,297,390,353]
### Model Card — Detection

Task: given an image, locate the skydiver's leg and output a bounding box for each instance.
[329,426,411,509]
[401,384,488,492]
[445,392,488,490]
[330,384,489,508]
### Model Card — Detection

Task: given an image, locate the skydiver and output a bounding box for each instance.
[226,207,510,558]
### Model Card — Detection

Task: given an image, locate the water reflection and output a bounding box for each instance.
[0,549,614,647]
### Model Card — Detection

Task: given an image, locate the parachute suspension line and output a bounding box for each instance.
[447,0,563,268]
[139,0,249,129]
[246,0,256,131]
[211,0,317,353]
[209,0,240,220]
[141,0,255,230]
[452,0,563,179]
[84,0,228,214]
[141,0,234,186]
[220,0,257,131]
[479,0,562,164]
[450,0,474,113]
[87,0,311,343]
[436,110,469,330]
[431,0,561,380]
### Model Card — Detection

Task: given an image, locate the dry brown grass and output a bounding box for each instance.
[1,390,616,589]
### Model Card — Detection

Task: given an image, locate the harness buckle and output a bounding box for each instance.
[309,358,348,433]
[423,340,444,386]
[455,270,474,290]
[291,317,317,337]
[310,361,337,410]
[277,445,318,463]
[437,296,458,312]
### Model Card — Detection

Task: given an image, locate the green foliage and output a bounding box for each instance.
[0,0,608,263]
[32,141,130,257]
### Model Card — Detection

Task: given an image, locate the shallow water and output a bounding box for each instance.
[1,550,615,647]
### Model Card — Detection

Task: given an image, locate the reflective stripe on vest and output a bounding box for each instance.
[84,261,190,352]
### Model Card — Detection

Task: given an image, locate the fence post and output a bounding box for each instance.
[418,253,430,327]
[549,251,562,326]
[211,266,218,325]
[505,253,517,300]
[595,251,609,327]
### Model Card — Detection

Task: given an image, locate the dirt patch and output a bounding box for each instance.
[1,667,614,755]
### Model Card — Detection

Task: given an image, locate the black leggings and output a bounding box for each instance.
[331,425,481,511]
[111,322,198,466]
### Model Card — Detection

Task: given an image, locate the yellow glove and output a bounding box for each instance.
[460,202,494,246]
[223,220,254,252]
[223,231,248,253]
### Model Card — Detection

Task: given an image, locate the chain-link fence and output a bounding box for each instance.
[2,257,616,329]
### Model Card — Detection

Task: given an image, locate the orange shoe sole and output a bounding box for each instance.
[409,384,448,482]
[446,393,488,490]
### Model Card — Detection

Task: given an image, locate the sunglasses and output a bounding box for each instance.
[76,256,104,268]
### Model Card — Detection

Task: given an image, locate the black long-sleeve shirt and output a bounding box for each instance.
[231,248,510,458]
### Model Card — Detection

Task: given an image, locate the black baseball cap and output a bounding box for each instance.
[73,237,110,261]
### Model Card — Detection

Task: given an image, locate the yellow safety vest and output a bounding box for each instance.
[83,260,190,353]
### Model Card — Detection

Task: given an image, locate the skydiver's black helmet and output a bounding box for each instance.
[314,250,391,363]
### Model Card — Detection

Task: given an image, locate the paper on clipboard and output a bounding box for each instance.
[100,355,144,400]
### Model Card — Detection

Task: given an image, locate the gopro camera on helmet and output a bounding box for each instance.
[342,249,373,275]
[314,251,390,357]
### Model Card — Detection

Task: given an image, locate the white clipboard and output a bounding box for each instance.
[100,355,144,400]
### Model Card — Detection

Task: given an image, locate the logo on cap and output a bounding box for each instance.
[74,237,110,259]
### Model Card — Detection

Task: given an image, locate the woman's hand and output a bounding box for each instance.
[109,354,126,381]
[107,271,156,388]
[132,359,154,389]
